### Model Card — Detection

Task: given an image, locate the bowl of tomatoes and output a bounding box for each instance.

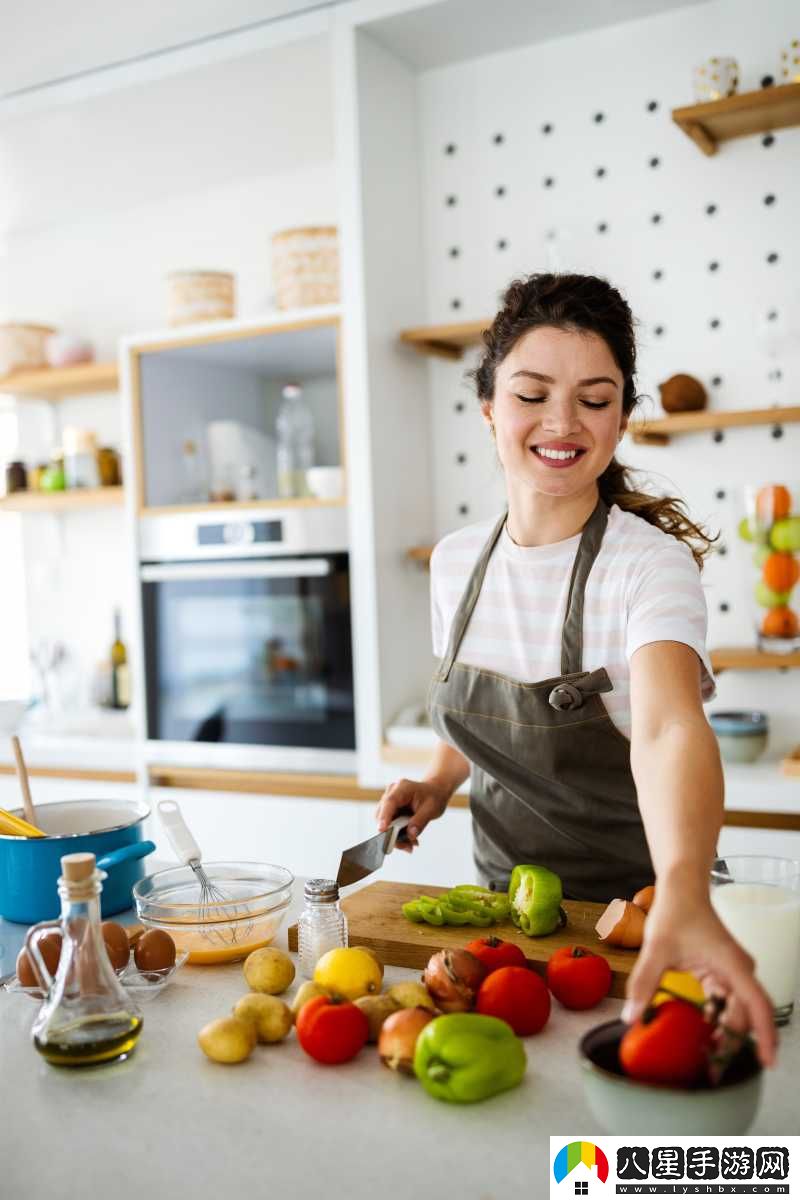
[579,1000,763,1135]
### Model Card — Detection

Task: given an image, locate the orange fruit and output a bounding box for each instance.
[762,553,799,593]
[756,484,791,524]
[761,607,799,638]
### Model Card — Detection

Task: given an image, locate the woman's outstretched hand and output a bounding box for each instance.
[622,886,778,1068]
[375,778,450,852]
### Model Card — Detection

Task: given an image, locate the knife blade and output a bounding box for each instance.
[336,810,412,887]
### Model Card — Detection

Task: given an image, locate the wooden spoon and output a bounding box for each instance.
[11,736,37,828]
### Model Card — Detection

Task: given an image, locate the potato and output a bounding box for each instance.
[197,1016,256,1064]
[290,980,330,1022]
[354,993,399,1042]
[234,993,292,1043]
[243,947,295,995]
[387,981,437,1012]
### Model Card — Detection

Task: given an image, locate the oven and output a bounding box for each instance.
[139,508,355,769]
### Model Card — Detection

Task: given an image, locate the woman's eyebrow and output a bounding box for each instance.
[510,369,619,388]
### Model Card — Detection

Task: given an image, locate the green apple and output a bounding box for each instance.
[737,516,755,542]
[40,465,66,492]
[754,580,791,608]
[752,545,771,568]
[770,517,800,553]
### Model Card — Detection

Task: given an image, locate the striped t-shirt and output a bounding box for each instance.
[430,504,716,739]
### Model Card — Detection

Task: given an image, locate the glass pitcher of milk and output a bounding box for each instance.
[710,855,800,1024]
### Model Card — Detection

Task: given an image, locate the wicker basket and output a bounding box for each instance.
[271,226,339,311]
[0,323,56,376]
[167,271,236,327]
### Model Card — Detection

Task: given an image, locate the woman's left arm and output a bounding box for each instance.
[625,639,777,1067]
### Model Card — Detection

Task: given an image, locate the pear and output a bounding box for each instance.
[354,992,399,1041]
[290,979,330,1022]
[387,980,437,1012]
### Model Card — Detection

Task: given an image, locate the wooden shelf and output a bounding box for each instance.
[710,647,800,673]
[141,496,346,516]
[672,82,800,156]
[400,319,487,360]
[147,766,383,803]
[0,361,119,400]
[630,405,800,445]
[0,486,124,513]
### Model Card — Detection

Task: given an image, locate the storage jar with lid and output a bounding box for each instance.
[62,428,99,489]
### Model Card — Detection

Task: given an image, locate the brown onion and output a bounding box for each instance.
[378,1006,434,1073]
[422,948,487,1013]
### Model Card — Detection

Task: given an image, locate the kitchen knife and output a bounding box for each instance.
[336,810,412,887]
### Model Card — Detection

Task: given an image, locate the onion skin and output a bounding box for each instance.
[378,1007,434,1073]
[594,899,646,949]
[422,949,487,1013]
[632,885,655,914]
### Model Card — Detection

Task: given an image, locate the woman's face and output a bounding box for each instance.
[482,325,628,500]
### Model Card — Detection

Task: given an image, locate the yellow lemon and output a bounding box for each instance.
[652,969,705,1008]
[314,946,382,1001]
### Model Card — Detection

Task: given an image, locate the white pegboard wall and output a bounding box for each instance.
[405,0,800,739]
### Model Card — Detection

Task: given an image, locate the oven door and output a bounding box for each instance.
[141,554,354,750]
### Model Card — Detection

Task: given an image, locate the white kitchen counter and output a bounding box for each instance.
[1,880,799,1200]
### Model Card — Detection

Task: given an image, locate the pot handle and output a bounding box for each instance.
[96,840,156,872]
[24,919,62,993]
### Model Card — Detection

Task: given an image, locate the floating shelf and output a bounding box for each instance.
[141,496,346,517]
[710,647,800,673]
[0,361,119,400]
[630,406,800,445]
[672,82,800,156]
[0,487,124,513]
[400,319,487,360]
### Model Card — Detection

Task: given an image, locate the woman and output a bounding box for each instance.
[377,273,776,1065]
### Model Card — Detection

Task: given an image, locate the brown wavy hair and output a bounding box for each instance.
[470,272,717,569]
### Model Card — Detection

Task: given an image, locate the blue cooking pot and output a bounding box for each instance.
[0,798,155,924]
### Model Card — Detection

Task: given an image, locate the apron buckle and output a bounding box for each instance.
[548,682,584,711]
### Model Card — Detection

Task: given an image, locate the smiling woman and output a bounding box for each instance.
[376,273,778,1069]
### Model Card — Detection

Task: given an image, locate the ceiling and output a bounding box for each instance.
[0,1,339,99]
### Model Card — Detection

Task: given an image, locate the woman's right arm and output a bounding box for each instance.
[375,740,471,851]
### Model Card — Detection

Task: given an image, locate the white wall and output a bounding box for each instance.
[382,0,800,758]
[1,36,338,712]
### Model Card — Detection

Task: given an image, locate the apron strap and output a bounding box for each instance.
[438,512,507,682]
[560,498,609,676]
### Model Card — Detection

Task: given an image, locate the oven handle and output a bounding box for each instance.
[140,559,332,582]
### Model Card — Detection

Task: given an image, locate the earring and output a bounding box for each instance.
[489,421,495,438]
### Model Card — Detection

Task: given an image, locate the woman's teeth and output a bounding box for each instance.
[534,447,581,460]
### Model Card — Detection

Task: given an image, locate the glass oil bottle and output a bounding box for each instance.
[27,852,143,1067]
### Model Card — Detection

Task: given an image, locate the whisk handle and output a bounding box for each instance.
[157,799,202,866]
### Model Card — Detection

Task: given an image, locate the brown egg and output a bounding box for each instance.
[16,931,63,993]
[101,921,131,972]
[134,929,176,980]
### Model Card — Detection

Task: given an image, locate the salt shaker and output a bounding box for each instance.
[297,878,348,978]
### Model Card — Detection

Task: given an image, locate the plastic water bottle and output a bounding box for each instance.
[276,382,315,498]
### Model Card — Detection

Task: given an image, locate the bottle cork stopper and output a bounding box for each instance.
[61,852,96,881]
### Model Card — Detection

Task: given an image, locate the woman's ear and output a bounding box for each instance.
[480,400,494,428]
[618,411,629,441]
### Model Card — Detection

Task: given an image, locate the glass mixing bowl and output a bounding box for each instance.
[133,861,293,964]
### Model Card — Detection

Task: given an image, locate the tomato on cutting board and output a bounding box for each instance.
[295,995,369,1064]
[619,998,712,1087]
[545,945,612,1010]
[465,936,528,975]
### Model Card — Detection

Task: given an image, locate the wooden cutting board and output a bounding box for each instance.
[288,880,639,998]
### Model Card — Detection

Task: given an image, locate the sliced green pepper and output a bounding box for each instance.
[414,1013,526,1103]
[508,864,566,936]
[401,885,510,928]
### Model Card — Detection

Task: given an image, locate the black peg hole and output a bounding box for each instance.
[718,545,728,557]
[715,489,726,501]
[495,185,506,197]
[761,75,774,88]
[713,430,724,444]
[446,195,457,207]
[651,213,662,224]
[595,166,606,178]
[647,100,659,112]
[454,402,465,413]
[596,221,608,234]
[767,309,779,321]
[444,143,457,156]
[764,194,776,206]
[767,252,779,264]
[705,203,718,216]
[719,602,730,613]
[772,425,784,439]
[458,504,469,516]
[492,133,504,145]
[649,156,661,168]
[710,317,721,329]
[456,453,467,465]
[496,239,508,250]
[762,134,775,147]
[542,122,553,134]
[652,269,664,281]
[654,325,665,337]
[449,246,460,258]
[450,299,461,310]
[711,375,723,387]
[593,112,605,123]
[708,261,719,272]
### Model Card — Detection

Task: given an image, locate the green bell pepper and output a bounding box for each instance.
[401,885,511,928]
[414,1013,526,1103]
[508,864,566,936]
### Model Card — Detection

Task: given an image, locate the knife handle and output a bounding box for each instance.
[385,811,412,854]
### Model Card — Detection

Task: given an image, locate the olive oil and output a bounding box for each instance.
[34,1013,143,1067]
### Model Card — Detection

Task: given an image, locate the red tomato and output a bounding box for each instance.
[545,945,612,1010]
[465,936,527,975]
[619,998,712,1087]
[295,995,369,1065]
[476,965,550,1036]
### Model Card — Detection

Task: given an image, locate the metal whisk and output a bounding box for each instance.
[158,799,250,944]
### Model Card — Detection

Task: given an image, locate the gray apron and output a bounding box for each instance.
[428,499,655,904]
